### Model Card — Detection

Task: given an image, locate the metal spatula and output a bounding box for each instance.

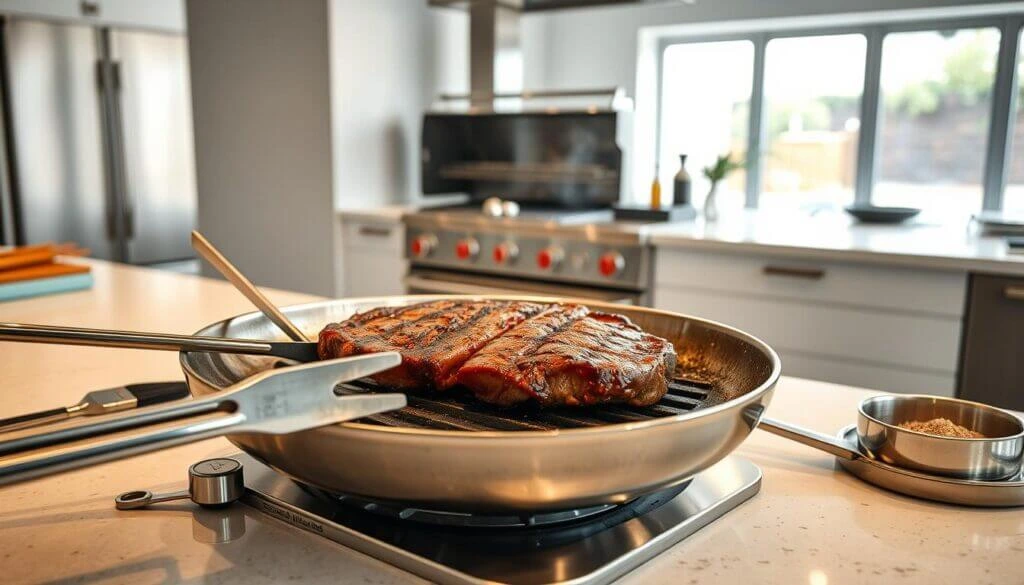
[0,353,405,486]
[0,322,320,362]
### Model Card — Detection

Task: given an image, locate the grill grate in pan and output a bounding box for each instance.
[334,376,717,431]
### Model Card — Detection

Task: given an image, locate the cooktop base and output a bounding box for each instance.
[238,454,761,585]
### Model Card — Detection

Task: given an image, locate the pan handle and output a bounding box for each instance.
[758,416,860,460]
[0,355,406,486]
[0,322,274,354]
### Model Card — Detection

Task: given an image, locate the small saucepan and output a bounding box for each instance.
[760,394,1024,481]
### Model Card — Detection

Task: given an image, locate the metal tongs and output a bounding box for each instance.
[0,353,405,487]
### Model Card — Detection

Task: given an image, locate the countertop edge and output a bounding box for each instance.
[650,233,1024,276]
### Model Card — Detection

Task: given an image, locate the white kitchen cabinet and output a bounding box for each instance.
[339,214,407,297]
[654,248,967,395]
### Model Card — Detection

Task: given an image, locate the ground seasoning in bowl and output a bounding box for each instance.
[897,417,985,438]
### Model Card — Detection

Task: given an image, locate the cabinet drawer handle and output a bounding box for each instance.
[357,226,393,237]
[762,265,825,280]
[1005,286,1024,301]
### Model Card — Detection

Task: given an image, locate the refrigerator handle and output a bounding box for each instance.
[108,59,133,240]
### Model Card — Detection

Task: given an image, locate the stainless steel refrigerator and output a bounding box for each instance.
[0,16,196,265]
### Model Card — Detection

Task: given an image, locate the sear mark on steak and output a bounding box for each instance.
[455,304,677,407]
[318,299,677,408]
[318,300,546,390]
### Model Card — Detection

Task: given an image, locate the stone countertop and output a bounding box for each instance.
[0,259,1020,584]
[648,210,1024,276]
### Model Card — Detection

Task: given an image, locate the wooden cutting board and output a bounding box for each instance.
[0,262,91,284]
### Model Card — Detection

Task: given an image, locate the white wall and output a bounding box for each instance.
[329,1,467,209]
[187,0,337,296]
[523,0,1024,202]
[528,0,1024,96]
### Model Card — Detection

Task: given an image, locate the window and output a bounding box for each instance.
[656,15,1024,217]
[1005,28,1024,218]
[761,34,866,210]
[874,28,1001,215]
[659,40,754,209]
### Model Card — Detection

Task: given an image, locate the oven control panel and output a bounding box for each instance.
[406,227,650,290]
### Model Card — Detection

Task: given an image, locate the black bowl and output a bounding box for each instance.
[844,205,921,224]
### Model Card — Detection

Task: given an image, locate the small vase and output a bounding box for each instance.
[704,182,719,222]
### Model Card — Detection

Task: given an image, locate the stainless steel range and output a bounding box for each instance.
[239,452,761,585]
[403,206,654,304]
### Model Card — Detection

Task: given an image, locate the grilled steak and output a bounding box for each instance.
[318,299,676,407]
[317,300,546,389]
[455,304,676,407]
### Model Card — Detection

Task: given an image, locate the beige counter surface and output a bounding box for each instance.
[0,260,1021,584]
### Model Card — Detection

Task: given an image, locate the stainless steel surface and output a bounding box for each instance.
[96,28,129,260]
[189,457,245,505]
[403,270,643,304]
[3,18,196,262]
[182,295,781,511]
[857,394,1024,480]
[757,416,859,460]
[115,457,245,510]
[5,20,114,258]
[835,425,1024,508]
[0,322,319,362]
[191,231,309,342]
[240,451,762,585]
[0,354,405,486]
[114,27,196,264]
[404,209,652,292]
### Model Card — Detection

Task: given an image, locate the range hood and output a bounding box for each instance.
[430,0,643,110]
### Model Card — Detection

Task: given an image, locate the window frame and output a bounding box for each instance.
[654,14,1024,212]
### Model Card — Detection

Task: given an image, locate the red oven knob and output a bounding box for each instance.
[492,242,519,264]
[536,246,564,270]
[410,234,437,258]
[599,251,625,277]
[455,238,479,260]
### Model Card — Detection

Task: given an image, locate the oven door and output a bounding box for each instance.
[404,269,646,305]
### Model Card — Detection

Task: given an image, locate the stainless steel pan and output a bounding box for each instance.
[182,295,781,512]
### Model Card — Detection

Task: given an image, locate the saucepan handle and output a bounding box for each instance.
[758,416,861,460]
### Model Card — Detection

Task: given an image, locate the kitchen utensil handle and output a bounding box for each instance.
[0,355,405,486]
[0,322,273,354]
[191,231,310,342]
[758,416,860,460]
[0,398,244,486]
[0,407,69,433]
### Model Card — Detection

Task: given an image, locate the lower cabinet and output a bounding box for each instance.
[959,274,1024,410]
[339,215,407,297]
[654,248,967,395]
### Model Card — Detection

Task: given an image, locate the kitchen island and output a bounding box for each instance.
[0,260,1020,584]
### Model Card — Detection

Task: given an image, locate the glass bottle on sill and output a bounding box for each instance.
[674,154,691,207]
[650,163,662,209]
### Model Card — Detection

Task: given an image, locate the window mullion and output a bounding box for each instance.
[745,34,767,209]
[982,17,1021,212]
[854,27,884,206]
